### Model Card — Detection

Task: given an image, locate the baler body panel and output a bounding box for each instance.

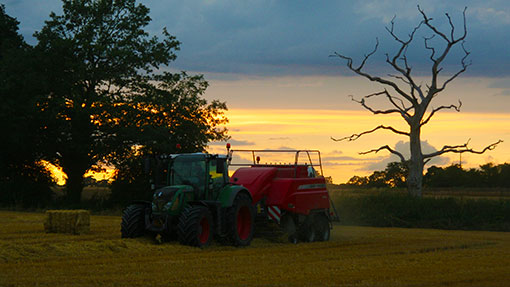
[231,165,330,215]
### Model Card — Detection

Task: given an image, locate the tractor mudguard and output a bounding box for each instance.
[218,185,252,207]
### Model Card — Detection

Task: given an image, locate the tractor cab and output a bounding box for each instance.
[149,153,229,216]
[168,154,228,199]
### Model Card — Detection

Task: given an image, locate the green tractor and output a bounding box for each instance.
[121,152,255,248]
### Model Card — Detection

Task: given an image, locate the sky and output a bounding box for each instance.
[4,0,510,183]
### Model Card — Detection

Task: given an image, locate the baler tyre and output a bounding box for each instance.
[298,215,316,242]
[314,214,330,242]
[281,213,298,244]
[121,204,147,238]
[301,225,316,242]
[227,193,255,247]
[177,205,213,248]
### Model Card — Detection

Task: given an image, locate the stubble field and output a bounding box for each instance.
[0,210,509,286]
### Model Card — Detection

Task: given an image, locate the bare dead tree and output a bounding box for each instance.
[331,6,502,197]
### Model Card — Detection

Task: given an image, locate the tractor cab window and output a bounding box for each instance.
[209,158,227,189]
[171,155,206,195]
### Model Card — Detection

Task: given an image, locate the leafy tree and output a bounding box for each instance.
[332,6,501,197]
[346,175,369,187]
[384,162,408,188]
[35,0,228,205]
[0,5,54,207]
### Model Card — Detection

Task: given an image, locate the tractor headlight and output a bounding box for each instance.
[163,201,172,211]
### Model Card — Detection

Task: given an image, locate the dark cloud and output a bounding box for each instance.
[276,146,296,151]
[322,156,370,161]
[5,0,510,77]
[488,79,510,97]
[209,139,255,146]
[494,90,510,97]
[269,137,291,141]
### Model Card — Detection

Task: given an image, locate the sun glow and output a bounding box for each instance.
[207,108,510,183]
[45,109,509,186]
[43,161,115,186]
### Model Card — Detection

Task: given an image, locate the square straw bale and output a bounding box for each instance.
[44,210,90,234]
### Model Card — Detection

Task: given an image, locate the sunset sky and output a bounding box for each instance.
[5,0,510,183]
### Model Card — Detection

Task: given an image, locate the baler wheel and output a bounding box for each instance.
[227,193,255,246]
[298,215,317,242]
[280,214,298,244]
[314,213,330,242]
[300,224,316,242]
[177,205,214,248]
[121,204,147,238]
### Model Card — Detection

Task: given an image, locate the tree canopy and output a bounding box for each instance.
[0,4,54,207]
[1,0,228,206]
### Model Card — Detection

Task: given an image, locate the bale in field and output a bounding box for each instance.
[44,210,90,234]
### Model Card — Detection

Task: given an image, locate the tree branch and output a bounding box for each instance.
[331,38,417,105]
[421,100,462,126]
[350,91,411,119]
[331,125,409,142]
[423,139,503,159]
[359,145,406,162]
[419,5,469,100]
[384,15,425,101]
[439,41,471,91]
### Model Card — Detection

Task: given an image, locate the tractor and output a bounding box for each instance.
[121,151,255,248]
[121,145,337,247]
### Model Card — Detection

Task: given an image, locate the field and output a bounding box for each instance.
[1,211,509,287]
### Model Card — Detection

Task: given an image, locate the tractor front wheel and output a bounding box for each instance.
[227,193,255,246]
[177,205,214,248]
[121,204,147,238]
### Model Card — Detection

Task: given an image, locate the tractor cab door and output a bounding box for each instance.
[208,158,228,198]
[171,155,207,199]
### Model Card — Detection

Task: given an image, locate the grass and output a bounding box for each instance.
[1,211,509,286]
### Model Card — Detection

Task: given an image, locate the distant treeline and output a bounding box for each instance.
[331,192,510,232]
[344,162,510,189]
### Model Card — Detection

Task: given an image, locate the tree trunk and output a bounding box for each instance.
[407,125,424,197]
[61,106,94,206]
[64,164,88,205]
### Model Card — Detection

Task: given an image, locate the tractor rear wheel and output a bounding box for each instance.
[121,204,147,238]
[227,193,254,246]
[314,213,330,242]
[177,205,213,248]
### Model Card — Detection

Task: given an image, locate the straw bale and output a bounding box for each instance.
[44,210,90,234]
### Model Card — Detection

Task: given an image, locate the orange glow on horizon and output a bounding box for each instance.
[44,108,509,185]
[208,108,510,183]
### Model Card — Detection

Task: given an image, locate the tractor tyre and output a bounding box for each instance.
[121,204,147,238]
[314,213,330,242]
[177,205,214,248]
[226,193,255,247]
